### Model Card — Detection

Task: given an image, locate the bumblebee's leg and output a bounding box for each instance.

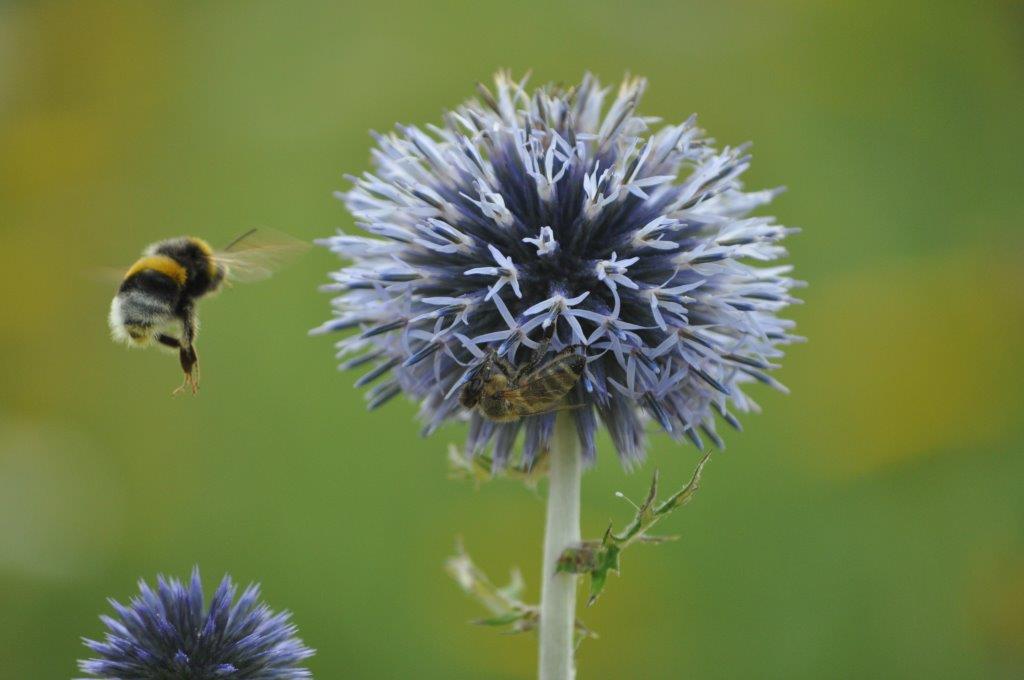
[178,344,199,382]
[159,331,195,396]
[156,334,181,350]
[172,306,200,395]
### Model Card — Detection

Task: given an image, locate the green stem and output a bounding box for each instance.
[538,413,582,680]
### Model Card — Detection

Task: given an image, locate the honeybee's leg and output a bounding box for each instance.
[490,351,517,380]
[173,306,200,395]
[531,332,552,361]
[517,325,558,379]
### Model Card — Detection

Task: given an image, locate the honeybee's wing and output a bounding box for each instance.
[214,228,309,283]
[511,350,586,415]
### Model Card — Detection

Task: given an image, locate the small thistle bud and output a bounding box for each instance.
[317,72,802,468]
[78,567,314,679]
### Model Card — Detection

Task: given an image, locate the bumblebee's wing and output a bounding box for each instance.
[87,266,130,285]
[214,228,309,283]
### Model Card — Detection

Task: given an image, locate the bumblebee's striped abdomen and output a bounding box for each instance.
[109,256,186,344]
[123,255,188,287]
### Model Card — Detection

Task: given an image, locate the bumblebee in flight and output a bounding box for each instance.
[459,339,586,422]
[108,229,305,394]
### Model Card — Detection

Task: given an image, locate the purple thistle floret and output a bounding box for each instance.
[78,568,314,679]
[315,72,802,469]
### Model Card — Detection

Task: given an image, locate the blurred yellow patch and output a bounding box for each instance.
[967,548,1024,665]
[790,246,1024,476]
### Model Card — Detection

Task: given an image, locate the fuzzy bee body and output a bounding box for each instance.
[109,230,305,394]
[110,239,225,345]
[460,344,586,422]
[111,258,184,342]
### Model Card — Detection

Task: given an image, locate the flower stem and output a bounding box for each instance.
[538,412,582,680]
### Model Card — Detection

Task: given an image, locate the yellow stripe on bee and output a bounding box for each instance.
[187,236,219,279]
[124,255,187,286]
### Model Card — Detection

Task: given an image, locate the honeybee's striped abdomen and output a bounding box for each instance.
[483,351,585,419]
[533,354,585,395]
[514,355,584,409]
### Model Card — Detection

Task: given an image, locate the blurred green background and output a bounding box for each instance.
[1,1,1022,677]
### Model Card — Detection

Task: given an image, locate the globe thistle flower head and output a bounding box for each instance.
[79,567,314,679]
[315,72,802,469]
